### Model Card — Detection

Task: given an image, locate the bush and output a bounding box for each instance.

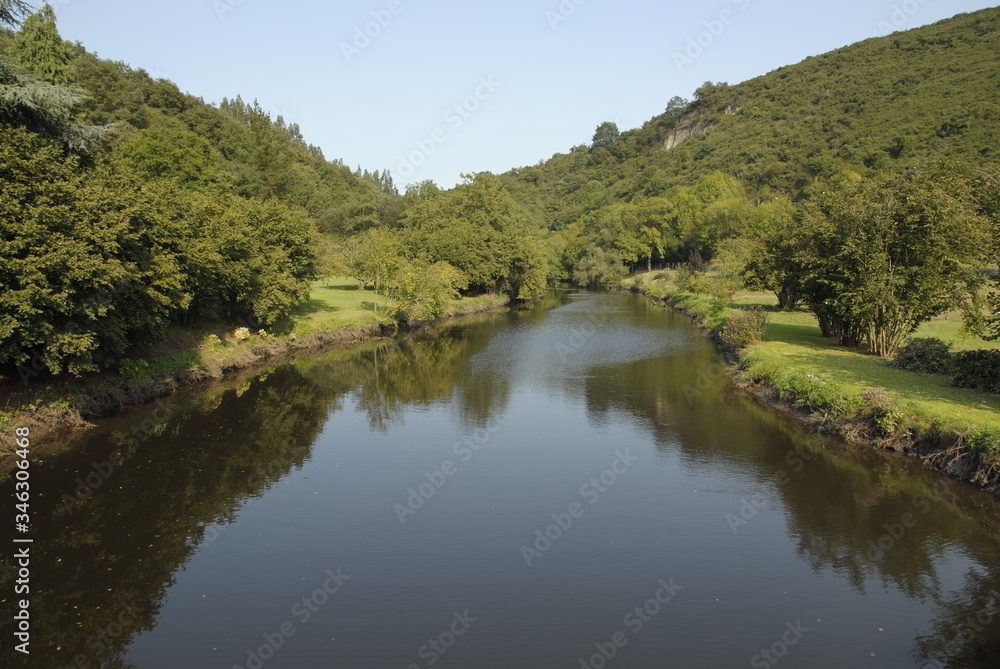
[720,308,768,350]
[861,387,904,434]
[891,337,954,374]
[952,349,1000,394]
[118,359,150,382]
[677,270,712,295]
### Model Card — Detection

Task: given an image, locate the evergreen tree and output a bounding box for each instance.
[13,4,74,85]
[0,0,30,28]
[1,4,111,153]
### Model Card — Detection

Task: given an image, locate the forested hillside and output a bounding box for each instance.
[500,7,1000,278]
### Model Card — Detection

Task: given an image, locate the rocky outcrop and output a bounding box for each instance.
[662,106,738,150]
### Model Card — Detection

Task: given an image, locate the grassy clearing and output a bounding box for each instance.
[291,277,507,336]
[627,270,1000,454]
[290,277,388,337]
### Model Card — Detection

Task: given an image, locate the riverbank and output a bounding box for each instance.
[622,271,1000,494]
[0,278,509,464]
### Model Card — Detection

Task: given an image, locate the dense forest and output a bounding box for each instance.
[1,2,998,378]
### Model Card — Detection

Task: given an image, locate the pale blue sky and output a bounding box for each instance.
[47,0,998,190]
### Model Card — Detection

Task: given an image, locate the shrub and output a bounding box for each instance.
[891,337,954,374]
[201,334,223,349]
[118,359,150,382]
[677,270,712,295]
[967,429,1000,454]
[952,349,1000,394]
[720,308,768,350]
[861,387,904,434]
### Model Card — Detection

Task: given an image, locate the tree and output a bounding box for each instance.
[0,0,30,27]
[13,4,75,85]
[347,227,401,314]
[0,5,111,154]
[385,260,467,320]
[742,196,804,309]
[118,127,225,186]
[401,173,547,299]
[591,121,620,151]
[796,170,989,356]
[665,96,689,122]
[573,245,625,287]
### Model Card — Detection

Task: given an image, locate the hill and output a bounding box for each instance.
[498,7,1000,273]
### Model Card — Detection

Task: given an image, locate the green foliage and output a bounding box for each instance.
[591,121,620,151]
[346,227,401,313]
[401,173,547,299]
[0,1,31,28]
[756,169,988,356]
[572,245,625,287]
[719,307,769,350]
[0,125,319,374]
[861,387,905,434]
[385,260,468,320]
[891,338,955,375]
[12,5,74,85]
[117,127,225,186]
[967,429,1000,453]
[952,349,1000,394]
[118,358,151,383]
[0,29,109,154]
[499,7,1000,281]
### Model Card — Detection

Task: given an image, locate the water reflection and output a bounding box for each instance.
[1,290,999,668]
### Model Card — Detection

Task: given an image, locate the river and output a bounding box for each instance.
[3,289,1000,668]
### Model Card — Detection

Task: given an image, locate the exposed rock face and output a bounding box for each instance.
[662,106,738,150]
[663,124,707,150]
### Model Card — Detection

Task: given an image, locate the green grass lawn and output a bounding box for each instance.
[629,270,1000,449]
[291,277,386,336]
[750,310,1000,436]
[290,277,508,337]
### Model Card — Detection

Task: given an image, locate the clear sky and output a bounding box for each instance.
[46,0,998,190]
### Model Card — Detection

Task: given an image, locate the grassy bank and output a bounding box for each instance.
[0,278,508,459]
[624,270,1000,491]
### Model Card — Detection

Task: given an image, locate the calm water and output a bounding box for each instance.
[4,290,1000,668]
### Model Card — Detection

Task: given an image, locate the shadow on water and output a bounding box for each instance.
[1,289,998,667]
[0,310,516,668]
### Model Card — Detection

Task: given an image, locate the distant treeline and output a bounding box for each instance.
[2,3,999,378]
